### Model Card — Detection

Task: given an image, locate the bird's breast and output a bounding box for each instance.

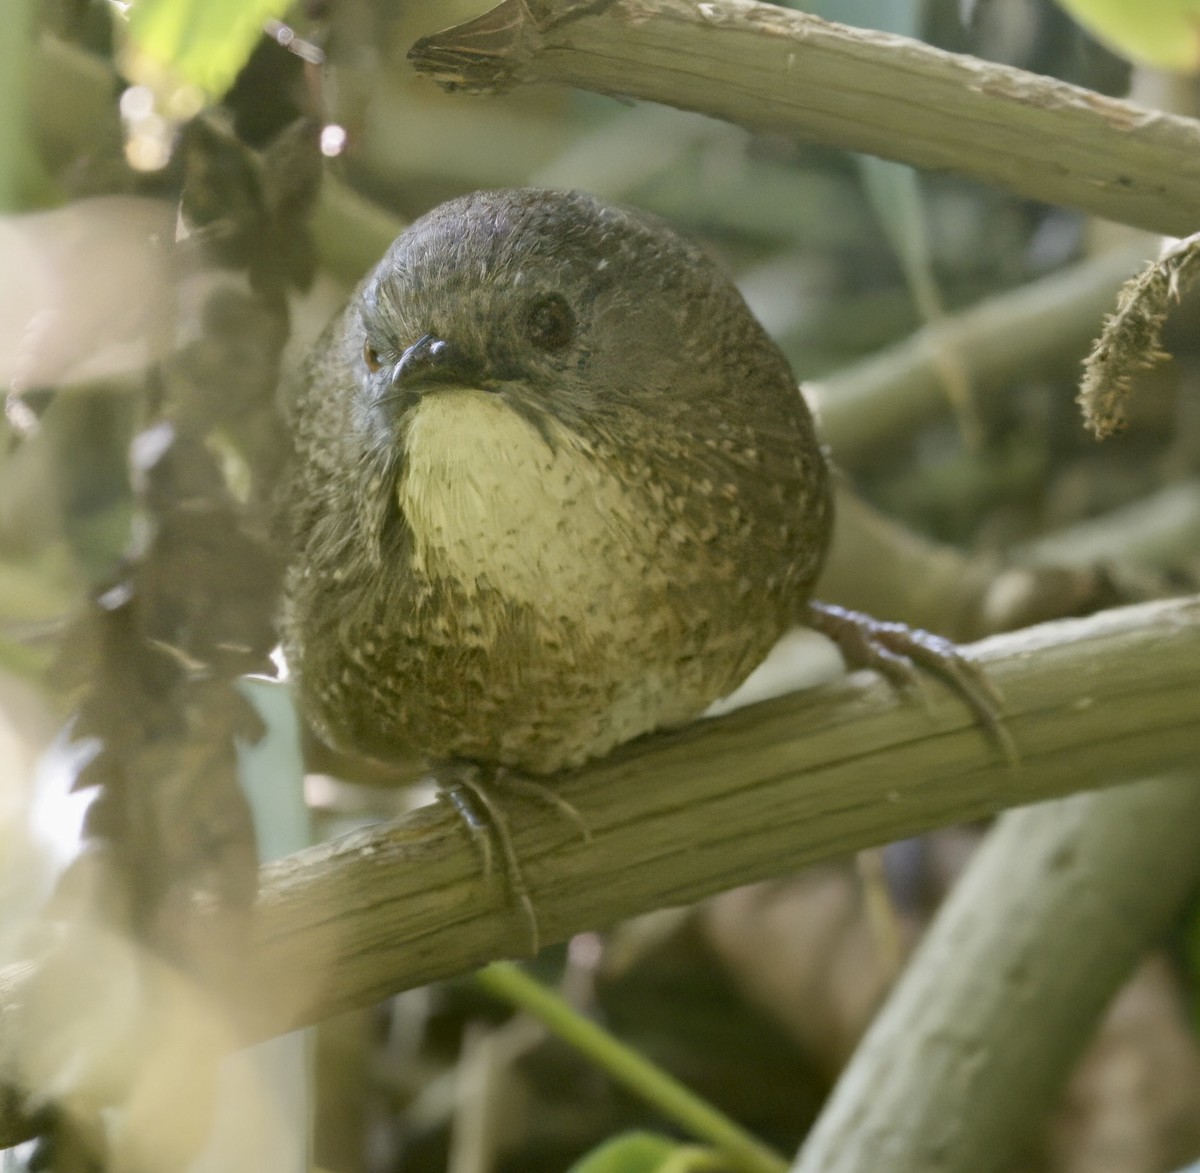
[395,389,659,625]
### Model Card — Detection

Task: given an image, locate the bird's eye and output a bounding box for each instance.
[363,342,383,372]
[523,294,575,352]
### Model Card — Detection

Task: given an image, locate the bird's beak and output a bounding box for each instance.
[372,332,488,419]
[390,333,473,391]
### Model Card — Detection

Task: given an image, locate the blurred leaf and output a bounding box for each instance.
[171,683,313,1173]
[1189,900,1200,1036]
[790,1,980,442]
[121,0,292,101]
[1055,0,1200,72]
[795,0,939,312]
[0,0,58,211]
[567,1132,729,1173]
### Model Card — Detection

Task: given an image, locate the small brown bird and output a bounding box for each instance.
[280,188,991,783]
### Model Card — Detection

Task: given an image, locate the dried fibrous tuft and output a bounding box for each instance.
[1079,231,1200,439]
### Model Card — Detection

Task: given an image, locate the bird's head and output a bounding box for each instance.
[349,187,774,445]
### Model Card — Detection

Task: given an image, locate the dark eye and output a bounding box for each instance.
[524,294,575,352]
[363,342,383,372]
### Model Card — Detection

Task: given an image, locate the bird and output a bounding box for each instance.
[279,186,997,800]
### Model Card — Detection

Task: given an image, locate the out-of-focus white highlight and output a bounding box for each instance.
[27,734,100,876]
[320,124,347,158]
[118,82,199,172]
[124,115,172,172]
[119,84,155,121]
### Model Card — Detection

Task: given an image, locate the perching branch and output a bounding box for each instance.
[408,0,1200,238]
[209,595,1200,1034]
[0,594,1198,1149]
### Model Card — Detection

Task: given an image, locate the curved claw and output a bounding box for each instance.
[494,768,592,843]
[439,765,539,954]
[436,762,594,956]
[804,601,1018,768]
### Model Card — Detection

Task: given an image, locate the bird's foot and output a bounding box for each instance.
[803,601,1018,765]
[437,761,590,955]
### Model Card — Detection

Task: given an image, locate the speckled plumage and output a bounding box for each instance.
[280,188,832,775]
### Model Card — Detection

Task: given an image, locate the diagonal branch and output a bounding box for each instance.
[792,772,1200,1173]
[408,0,1200,238]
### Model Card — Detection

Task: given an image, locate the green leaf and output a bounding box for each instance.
[567,1132,730,1173]
[121,0,293,101]
[1055,0,1200,72]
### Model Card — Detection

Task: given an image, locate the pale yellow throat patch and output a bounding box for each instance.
[396,388,652,614]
